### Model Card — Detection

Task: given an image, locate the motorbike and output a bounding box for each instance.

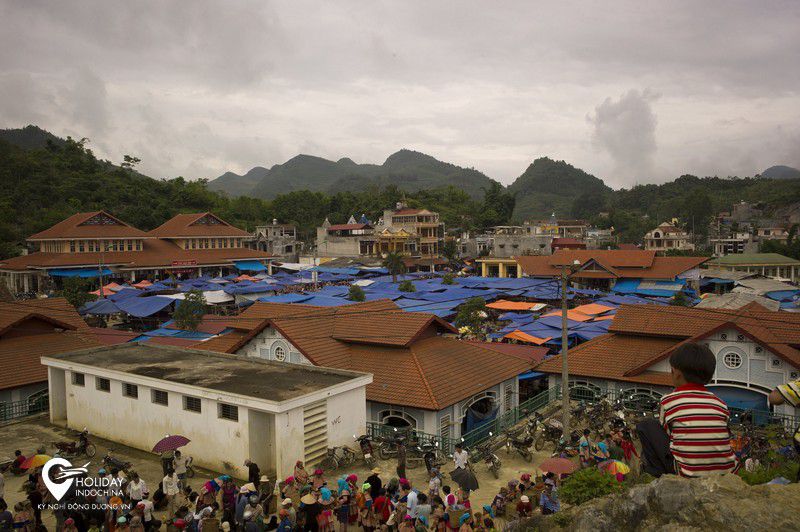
[102,450,132,473]
[504,417,539,461]
[53,429,97,458]
[552,431,582,458]
[470,433,502,479]
[354,434,376,467]
[376,427,416,460]
[415,440,445,472]
[184,455,195,478]
[534,418,564,451]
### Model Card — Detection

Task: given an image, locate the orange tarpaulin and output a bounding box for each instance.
[593,314,616,321]
[487,300,545,311]
[90,282,121,296]
[504,330,553,345]
[133,279,153,288]
[542,309,594,322]
[571,303,615,316]
[234,274,259,282]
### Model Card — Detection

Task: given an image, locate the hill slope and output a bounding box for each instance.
[0,125,66,150]
[508,157,613,220]
[761,165,800,180]
[209,149,498,200]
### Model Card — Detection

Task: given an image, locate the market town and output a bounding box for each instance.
[0,207,798,531]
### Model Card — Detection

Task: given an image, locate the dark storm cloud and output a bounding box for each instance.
[0,0,798,186]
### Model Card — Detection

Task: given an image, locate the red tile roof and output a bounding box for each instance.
[515,250,707,280]
[0,238,270,272]
[466,341,550,364]
[536,304,800,386]
[198,300,530,410]
[0,298,99,390]
[28,211,148,240]
[147,212,252,238]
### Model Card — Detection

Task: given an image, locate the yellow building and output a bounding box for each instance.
[476,257,522,278]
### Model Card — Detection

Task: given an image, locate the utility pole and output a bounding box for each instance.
[561,266,570,438]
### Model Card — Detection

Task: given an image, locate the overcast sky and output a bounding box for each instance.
[1,1,798,188]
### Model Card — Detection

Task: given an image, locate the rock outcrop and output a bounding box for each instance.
[512,474,800,531]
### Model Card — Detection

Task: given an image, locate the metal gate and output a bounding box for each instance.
[303,400,328,466]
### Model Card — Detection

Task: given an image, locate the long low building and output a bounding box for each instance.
[43,343,372,478]
[536,303,800,415]
[0,211,271,293]
[196,299,537,440]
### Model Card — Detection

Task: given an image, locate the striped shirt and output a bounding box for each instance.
[776,380,800,446]
[659,384,738,478]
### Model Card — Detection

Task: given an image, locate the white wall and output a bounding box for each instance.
[64,370,252,479]
[326,386,367,447]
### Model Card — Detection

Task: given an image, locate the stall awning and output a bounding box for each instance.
[233,260,267,272]
[48,267,113,278]
[518,370,544,380]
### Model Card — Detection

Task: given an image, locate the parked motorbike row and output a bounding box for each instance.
[48,429,195,477]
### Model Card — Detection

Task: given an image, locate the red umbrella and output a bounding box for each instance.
[152,435,190,453]
[537,457,578,475]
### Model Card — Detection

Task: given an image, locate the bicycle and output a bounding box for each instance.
[319,445,356,470]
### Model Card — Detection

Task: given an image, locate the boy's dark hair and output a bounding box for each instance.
[14,450,21,456]
[583,429,590,436]
[417,493,428,503]
[442,485,451,494]
[669,343,716,384]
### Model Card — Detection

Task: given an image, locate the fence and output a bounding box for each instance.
[0,393,49,423]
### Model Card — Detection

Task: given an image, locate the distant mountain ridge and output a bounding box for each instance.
[209,149,498,200]
[0,125,66,150]
[761,165,800,180]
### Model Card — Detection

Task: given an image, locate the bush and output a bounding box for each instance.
[442,273,455,285]
[173,289,207,331]
[59,277,97,309]
[348,284,366,301]
[738,455,799,485]
[398,280,416,292]
[559,467,623,505]
[551,513,572,528]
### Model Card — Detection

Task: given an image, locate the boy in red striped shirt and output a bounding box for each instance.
[659,343,738,477]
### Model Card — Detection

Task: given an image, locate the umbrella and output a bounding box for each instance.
[21,454,52,469]
[450,467,479,492]
[152,435,191,453]
[537,457,578,475]
[598,460,630,475]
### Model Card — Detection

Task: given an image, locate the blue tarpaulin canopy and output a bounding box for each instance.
[48,267,113,278]
[116,296,175,317]
[518,370,545,380]
[233,260,267,272]
[79,298,121,315]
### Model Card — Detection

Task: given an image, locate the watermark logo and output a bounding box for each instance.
[42,458,89,501]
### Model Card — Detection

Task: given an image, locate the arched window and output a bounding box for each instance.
[378,409,417,428]
[620,388,663,412]
[568,381,601,402]
[723,352,742,369]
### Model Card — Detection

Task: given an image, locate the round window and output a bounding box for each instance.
[273,345,286,362]
[723,352,742,369]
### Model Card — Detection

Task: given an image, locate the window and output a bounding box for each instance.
[218,403,239,421]
[122,383,138,398]
[183,396,202,413]
[273,345,286,362]
[791,372,799,379]
[439,414,451,441]
[96,377,110,392]
[772,359,782,367]
[127,241,133,251]
[78,241,85,252]
[72,372,85,386]
[70,241,76,252]
[723,352,742,369]
[720,333,727,340]
[504,383,514,412]
[152,389,168,406]
[755,346,763,353]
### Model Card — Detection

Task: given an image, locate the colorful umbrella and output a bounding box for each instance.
[152,435,191,453]
[537,457,578,475]
[21,454,52,469]
[598,460,630,475]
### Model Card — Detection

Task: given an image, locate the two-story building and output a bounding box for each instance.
[525,215,588,239]
[252,220,300,260]
[536,304,800,417]
[197,299,535,440]
[644,221,695,253]
[0,211,272,292]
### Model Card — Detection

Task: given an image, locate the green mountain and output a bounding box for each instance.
[507,157,613,221]
[209,149,498,200]
[0,124,65,150]
[761,165,800,180]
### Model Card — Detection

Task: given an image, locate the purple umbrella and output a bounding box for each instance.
[152,435,191,453]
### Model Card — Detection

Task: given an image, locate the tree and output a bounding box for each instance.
[382,251,406,283]
[348,284,366,301]
[59,277,97,309]
[398,280,416,292]
[173,289,206,331]
[120,154,141,171]
[454,297,487,335]
[480,181,516,227]
[442,273,455,285]
[670,291,691,307]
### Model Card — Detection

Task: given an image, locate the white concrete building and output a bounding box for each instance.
[43,343,371,479]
